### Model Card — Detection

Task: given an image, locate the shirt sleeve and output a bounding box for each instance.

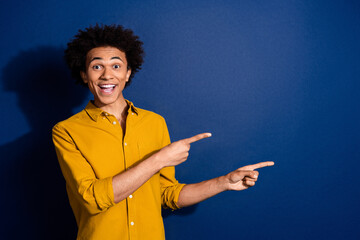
[158,118,186,210]
[52,123,115,215]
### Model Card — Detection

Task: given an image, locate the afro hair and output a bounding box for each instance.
[64,24,144,87]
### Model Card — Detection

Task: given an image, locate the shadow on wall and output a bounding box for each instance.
[0,47,88,239]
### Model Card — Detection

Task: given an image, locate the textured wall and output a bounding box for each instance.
[0,0,359,239]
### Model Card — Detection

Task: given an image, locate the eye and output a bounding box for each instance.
[113,64,121,69]
[92,65,102,70]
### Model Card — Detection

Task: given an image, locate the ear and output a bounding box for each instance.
[125,68,132,82]
[80,71,88,84]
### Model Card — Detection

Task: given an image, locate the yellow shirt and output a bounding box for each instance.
[52,100,185,240]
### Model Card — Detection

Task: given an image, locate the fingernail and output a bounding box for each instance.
[207,133,212,137]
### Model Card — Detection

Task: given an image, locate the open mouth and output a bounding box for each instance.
[99,84,116,94]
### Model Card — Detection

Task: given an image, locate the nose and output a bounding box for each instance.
[100,66,113,80]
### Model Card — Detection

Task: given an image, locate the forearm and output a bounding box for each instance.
[112,154,163,203]
[177,161,275,207]
[177,175,228,208]
[112,132,213,204]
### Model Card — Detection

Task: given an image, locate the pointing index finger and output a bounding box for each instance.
[185,133,212,144]
[240,161,275,170]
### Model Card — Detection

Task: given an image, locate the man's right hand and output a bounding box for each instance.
[155,132,212,168]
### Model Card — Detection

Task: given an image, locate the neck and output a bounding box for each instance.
[94,95,128,120]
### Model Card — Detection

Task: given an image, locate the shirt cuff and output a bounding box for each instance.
[93,176,115,210]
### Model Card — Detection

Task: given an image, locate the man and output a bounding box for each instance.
[52,24,274,239]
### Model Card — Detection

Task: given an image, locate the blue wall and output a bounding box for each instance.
[1,0,359,239]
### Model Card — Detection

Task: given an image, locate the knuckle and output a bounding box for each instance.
[247,181,255,186]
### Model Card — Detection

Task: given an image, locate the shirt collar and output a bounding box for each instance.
[85,100,139,122]
[125,99,139,116]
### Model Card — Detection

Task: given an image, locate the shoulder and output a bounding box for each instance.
[136,106,166,122]
[52,109,88,133]
[131,104,168,131]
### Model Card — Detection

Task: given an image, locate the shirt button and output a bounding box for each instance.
[124,142,127,146]
[113,121,116,125]
[129,195,133,199]
[130,221,134,226]
[132,113,134,115]
[105,113,108,116]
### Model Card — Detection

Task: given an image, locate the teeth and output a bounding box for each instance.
[100,84,115,89]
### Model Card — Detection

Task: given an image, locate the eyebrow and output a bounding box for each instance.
[89,56,124,63]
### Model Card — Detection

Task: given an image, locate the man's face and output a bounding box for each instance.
[81,46,131,108]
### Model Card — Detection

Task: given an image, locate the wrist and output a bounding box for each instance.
[215,175,230,192]
[147,151,165,172]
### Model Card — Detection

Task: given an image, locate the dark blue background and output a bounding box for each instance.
[1,0,359,239]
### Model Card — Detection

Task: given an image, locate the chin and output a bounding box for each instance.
[95,95,120,106]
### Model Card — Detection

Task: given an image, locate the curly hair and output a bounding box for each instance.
[64,24,144,87]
